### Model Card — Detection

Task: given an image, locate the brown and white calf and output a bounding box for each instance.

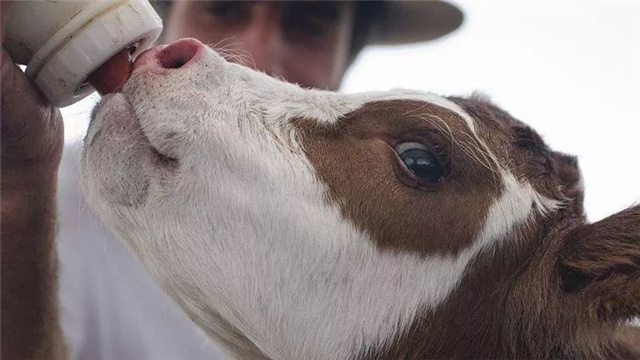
[81,38,640,359]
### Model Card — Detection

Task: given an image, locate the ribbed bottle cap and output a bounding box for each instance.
[27,0,162,107]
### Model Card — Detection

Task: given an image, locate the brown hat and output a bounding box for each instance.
[369,1,464,45]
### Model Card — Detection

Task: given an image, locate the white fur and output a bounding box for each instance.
[479,172,561,251]
[81,47,560,359]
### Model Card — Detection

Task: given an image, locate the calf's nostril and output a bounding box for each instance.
[157,38,202,69]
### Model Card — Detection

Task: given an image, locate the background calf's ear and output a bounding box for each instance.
[558,205,640,321]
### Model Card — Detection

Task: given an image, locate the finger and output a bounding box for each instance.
[1,47,63,167]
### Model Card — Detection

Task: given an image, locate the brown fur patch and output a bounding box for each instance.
[297,100,499,256]
[559,205,640,321]
[450,97,584,216]
[294,97,638,359]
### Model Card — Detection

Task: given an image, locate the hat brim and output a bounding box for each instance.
[369,0,464,45]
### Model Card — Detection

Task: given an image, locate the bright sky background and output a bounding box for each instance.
[344,0,640,222]
[63,1,640,222]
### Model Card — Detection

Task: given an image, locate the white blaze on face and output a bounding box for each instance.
[81,47,559,359]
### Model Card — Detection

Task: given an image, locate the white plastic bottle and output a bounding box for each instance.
[3,0,163,107]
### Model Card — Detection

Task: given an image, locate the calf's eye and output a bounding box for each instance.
[395,142,445,183]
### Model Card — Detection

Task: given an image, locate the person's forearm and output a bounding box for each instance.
[1,169,66,359]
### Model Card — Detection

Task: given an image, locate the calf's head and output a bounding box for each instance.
[82,39,640,359]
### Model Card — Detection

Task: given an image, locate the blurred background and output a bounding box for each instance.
[63,0,640,222]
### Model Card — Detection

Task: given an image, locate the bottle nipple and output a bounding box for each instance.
[88,48,134,95]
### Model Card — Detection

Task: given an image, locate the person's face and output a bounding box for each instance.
[164,1,355,90]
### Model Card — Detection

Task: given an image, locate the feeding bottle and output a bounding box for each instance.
[3,0,163,107]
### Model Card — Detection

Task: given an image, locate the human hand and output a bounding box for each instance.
[1,0,64,180]
[1,2,67,358]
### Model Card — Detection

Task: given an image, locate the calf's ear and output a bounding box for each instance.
[558,205,640,321]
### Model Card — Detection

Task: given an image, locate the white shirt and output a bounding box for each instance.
[57,138,225,360]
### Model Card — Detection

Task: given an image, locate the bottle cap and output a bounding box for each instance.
[25,0,162,107]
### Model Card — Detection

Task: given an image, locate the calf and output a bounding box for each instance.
[81,38,640,359]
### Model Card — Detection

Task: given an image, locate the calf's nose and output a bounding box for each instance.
[133,38,205,72]
[156,38,203,69]
[88,38,205,95]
